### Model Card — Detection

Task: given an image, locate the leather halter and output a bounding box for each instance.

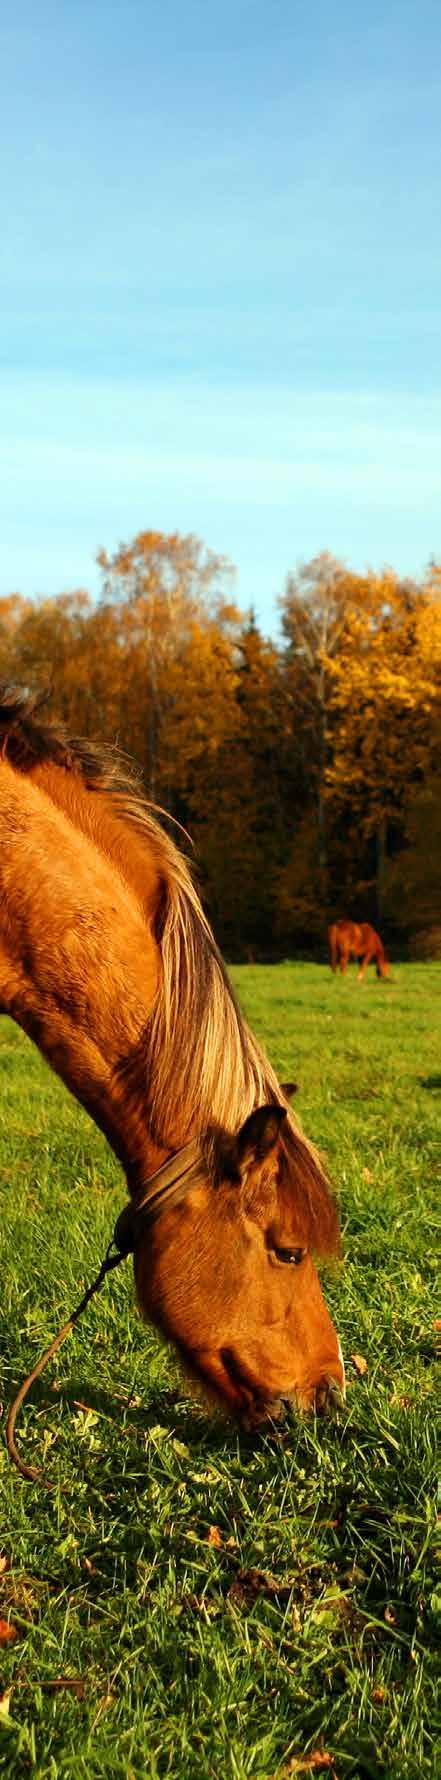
[113,1138,209,1256]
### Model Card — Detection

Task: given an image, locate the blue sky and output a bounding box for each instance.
[2,0,441,630]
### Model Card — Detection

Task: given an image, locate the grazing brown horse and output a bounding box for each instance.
[329,919,389,981]
[0,686,344,1423]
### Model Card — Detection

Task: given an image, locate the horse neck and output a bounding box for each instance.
[0,760,169,1192]
[31,761,161,919]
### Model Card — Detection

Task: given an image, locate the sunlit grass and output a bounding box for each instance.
[0,964,439,1778]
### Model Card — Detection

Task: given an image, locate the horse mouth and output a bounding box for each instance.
[238,1379,344,1430]
[234,1375,346,1430]
[184,1344,346,1426]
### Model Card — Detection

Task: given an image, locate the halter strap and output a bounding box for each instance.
[113,1137,209,1255]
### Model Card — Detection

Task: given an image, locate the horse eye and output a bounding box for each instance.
[273,1245,305,1266]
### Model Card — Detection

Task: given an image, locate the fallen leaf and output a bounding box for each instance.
[0,1555,10,1576]
[282,1753,335,1775]
[207,1525,223,1548]
[0,1689,13,1721]
[0,1619,17,1646]
[384,1605,396,1624]
[433,1319,441,1332]
[372,1686,386,1703]
[350,1352,368,1376]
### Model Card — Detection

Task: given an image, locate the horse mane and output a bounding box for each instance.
[0,684,339,1253]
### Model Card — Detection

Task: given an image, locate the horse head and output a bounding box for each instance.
[376,953,390,979]
[133,1105,345,1424]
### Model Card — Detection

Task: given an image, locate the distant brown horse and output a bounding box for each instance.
[329,919,389,981]
[0,687,344,1425]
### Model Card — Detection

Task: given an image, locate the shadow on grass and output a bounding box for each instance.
[420,1073,441,1089]
[2,1367,256,1495]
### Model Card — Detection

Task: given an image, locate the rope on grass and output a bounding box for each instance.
[6,1244,126,1485]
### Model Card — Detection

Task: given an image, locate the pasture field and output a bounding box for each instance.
[0,962,439,1780]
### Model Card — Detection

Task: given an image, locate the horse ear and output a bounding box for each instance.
[235,1104,288,1170]
[281,1081,298,1099]
[217,1105,288,1184]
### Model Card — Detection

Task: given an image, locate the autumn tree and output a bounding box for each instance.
[209,615,290,949]
[158,611,287,950]
[277,554,441,932]
[97,530,236,797]
[380,564,441,948]
[277,554,378,936]
[325,569,441,918]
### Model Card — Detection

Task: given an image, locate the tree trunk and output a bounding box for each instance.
[376,816,388,923]
[317,787,327,873]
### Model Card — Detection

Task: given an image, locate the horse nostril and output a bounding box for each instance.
[315,1373,346,1415]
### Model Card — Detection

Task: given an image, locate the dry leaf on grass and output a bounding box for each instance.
[350,1352,368,1376]
[207,1525,223,1548]
[278,1753,335,1775]
[0,1555,11,1576]
[0,1619,17,1646]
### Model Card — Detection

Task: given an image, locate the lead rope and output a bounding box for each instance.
[6,1241,127,1485]
[6,1140,206,1485]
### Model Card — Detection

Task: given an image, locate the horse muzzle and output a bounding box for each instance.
[241,1362,346,1429]
[289,1341,346,1417]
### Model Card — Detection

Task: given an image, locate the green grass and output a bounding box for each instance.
[0,963,439,1780]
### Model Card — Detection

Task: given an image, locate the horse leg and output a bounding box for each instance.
[357,949,372,981]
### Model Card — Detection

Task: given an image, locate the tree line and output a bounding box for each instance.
[1,532,440,956]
